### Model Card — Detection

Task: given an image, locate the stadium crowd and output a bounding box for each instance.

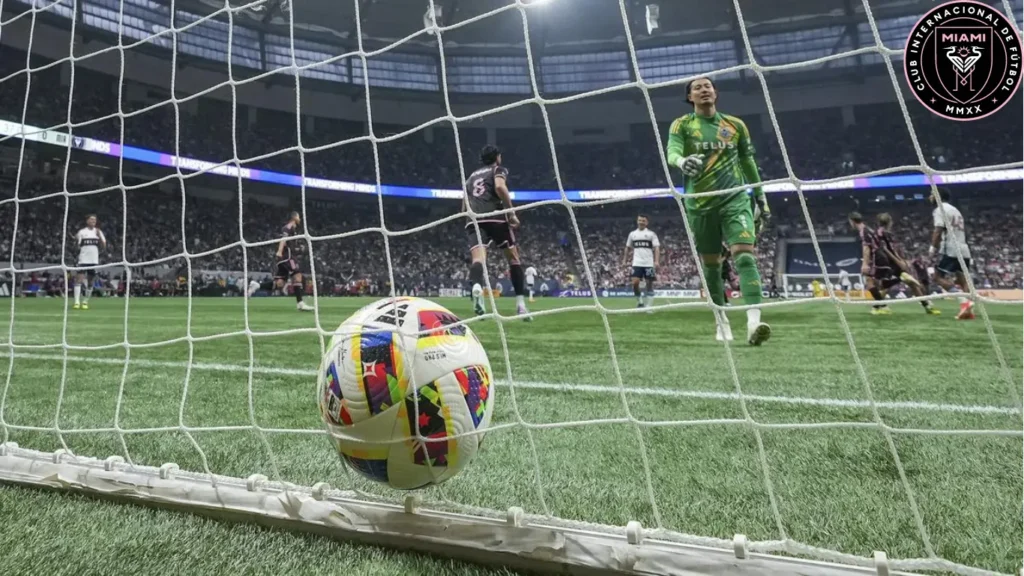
[0,48,1021,295]
[1,169,1020,297]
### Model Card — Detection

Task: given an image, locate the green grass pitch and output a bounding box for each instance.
[0,295,1020,575]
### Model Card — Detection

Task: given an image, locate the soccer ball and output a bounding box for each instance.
[318,297,494,490]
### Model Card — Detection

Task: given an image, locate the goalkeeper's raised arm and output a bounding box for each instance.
[663,76,771,346]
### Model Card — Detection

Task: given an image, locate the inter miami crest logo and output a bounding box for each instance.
[904,0,1022,121]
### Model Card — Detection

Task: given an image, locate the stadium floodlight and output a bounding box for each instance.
[424,4,442,34]
[645,3,659,34]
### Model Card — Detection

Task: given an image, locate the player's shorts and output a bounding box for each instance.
[77,262,98,279]
[871,258,902,290]
[274,258,300,280]
[631,266,656,280]
[685,193,756,255]
[466,220,516,249]
[936,255,971,276]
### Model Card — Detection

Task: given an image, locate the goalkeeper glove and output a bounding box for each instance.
[675,154,705,178]
[754,197,771,234]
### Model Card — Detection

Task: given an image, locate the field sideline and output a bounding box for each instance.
[0,295,1021,575]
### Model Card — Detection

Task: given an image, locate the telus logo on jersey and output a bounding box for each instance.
[904,0,1022,121]
[693,140,736,151]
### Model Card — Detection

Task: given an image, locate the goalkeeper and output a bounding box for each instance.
[666,77,771,346]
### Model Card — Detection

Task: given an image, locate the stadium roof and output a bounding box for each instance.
[5,0,1022,97]
[199,0,993,50]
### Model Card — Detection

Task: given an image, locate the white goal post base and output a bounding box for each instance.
[0,444,913,576]
[783,274,865,300]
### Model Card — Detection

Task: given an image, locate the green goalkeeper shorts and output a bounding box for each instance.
[685,193,756,255]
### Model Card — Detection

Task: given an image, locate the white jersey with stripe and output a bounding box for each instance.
[76,227,105,265]
[626,228,660,267]
[932,202,971,259]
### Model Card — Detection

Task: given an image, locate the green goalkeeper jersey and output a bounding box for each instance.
[666,112,764,213]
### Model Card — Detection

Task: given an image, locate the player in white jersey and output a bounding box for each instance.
[929,189,974,320]
[525,265,538,302]
[621,214,660,309]
[838,269,852,302]
[73,214,106,310]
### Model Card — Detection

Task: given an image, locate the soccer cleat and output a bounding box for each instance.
[925,307,941,315]
[517,304,534,322]
[636,301,645,309]
[72,303,80,310]
[899,272,923,289]
[297,301,314,312]
[473,297,486,316]
[714,312,733,342]
[956,301,975,320]
[81,303,89,310]
[870,306,892,315]
[747,322,771,346]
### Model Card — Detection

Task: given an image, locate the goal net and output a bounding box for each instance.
[1,0,1021,575]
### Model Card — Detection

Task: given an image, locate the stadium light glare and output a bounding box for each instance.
[645,3,659,34]
[424,4,442,34]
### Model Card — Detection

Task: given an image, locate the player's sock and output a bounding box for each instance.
[734,253,762,306]
[869,286,885,308]
[469,261,484,288]
[703,263,725,307]
[528,288,534,299]
[293,282,304,303]
[509,263,526,297]
[74,283,81,305]
[85,285,93,303]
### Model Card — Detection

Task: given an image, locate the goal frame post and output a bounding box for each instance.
[0,443,916,576]
[783,273,865,300]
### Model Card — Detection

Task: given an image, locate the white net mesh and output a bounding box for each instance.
[0,0,1022,574]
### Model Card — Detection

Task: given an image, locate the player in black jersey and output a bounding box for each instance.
[850,212,935,316]
[464,145,531,320]
[275,211,313,312]
[876,212,938,314]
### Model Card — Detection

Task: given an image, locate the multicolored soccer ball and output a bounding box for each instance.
[318,297,494,490]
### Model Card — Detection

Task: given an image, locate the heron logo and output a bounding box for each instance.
[903,0,1021,121]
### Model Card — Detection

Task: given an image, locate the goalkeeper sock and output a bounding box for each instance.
[469,261,484,289]
[509,263,525,297]
[293,282,304,302]
[703,263,725,307]
[734,252,763,325]
[74,283,81,304]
